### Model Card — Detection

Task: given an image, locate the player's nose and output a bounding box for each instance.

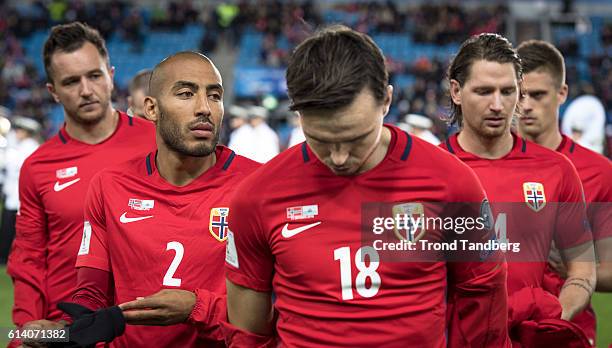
[490,92,503,113]
[79,77,93,97]
[521,95,533,113]
[194,93,212,117]
[329,146,350,166]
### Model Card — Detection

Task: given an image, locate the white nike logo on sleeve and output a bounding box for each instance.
[281,221,321,238]
[53,178,81,192]
[119,212,154,224]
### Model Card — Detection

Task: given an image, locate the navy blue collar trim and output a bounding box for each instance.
[145,153,153,176]
[301,142,310,163]
[445,138,455,154]
[401,132,413,161]
[222,150,236,171]
[58,131,67,144]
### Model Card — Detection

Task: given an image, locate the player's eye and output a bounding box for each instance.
[474,89,491,95]
[501,88,516,96]
[177,91,194,98]
[62,79,79,86]
[208,92,222,101]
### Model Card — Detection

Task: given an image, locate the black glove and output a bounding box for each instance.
[48,302,125,348]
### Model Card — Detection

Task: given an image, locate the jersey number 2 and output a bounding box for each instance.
[163,241,184,287]
[334,246,381,300]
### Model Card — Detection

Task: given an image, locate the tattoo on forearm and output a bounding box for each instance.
[561,281,593,296]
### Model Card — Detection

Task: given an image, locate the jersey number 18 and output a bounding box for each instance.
[334,246,381,300]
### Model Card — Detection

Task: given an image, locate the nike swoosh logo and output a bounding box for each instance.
[53,178,81,192]
[120,212,154,224]
[281,221,321,238]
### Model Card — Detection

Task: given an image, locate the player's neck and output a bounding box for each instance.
[457,128,514,159]
[155,145,217,187]
[521,126,562,151]
[65,108,119,145]
[357,126,391,174]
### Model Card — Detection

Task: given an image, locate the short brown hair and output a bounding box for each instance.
[517,40,565,88]
[448,33,522,127]
[129,69,152,95]
[286,25,388,112]
[43,22,109,83]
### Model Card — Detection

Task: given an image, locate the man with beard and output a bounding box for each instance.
[440,33,595,343]
[46,51,260,347]
[7,22,156,347]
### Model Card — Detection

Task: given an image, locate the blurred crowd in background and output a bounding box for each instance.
[0,0,610,168]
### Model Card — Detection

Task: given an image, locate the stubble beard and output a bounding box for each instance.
[158,108,219,157]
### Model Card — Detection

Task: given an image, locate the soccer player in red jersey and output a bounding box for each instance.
[224,25,510,348]
[70,51,260,347]
[517,40,612,345]
[440,34,595,324]
[6,22,156,346]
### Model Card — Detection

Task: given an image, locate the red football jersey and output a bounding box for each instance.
[7,112,155,325]
[550,135,611,345]
[226,125,509,347]
[557,135,612,240]
[76,146,259,347]
[441,134,591,293]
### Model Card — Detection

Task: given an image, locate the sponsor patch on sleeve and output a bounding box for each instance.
[78,221,92,255]
[225,229,239,269]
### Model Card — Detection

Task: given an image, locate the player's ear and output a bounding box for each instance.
[143,96,159,123]
[46,82,61,103]
[558,83,569,106]
[450,79,462,106]
[383,85,393,117]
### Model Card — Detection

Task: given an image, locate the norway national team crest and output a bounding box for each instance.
[523,182,546,212]
[392,203,426,242]
[209,207,230,242]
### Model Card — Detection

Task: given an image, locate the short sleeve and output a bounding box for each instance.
[75,173,111,271]
[225,184,274,292]
[554,159,592,249]
[589,163,612,241]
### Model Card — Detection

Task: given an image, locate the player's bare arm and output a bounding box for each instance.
[119,289,196,325]
[595,237,612,291]
[226,279,274,335]
[558,241,596,320]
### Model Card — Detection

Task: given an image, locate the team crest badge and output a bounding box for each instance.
[523,182,546,212]
[392,203,426,242]
[209,207,230,242]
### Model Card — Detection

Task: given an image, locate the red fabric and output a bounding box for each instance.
[61,267,113,323]
[508,287,590,347]
[219,320,277,348]
[515,319,591,348]
[508,287,561,328]
[227,125,509,346]
[557,135,612,241]
[76,146,259,347]
[446,262,511,348]
[542,265,596,346]
[187,288,227,342]
[441,134,591,294]
[7,112,155,326]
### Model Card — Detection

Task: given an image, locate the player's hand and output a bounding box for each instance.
[548,244,568,278]
[20,320,64,348]
[119,289,196,326]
